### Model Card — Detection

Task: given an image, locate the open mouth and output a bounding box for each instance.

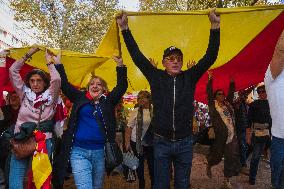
[92,90,100,93]
[172,66,179,70]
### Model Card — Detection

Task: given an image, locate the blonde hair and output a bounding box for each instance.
[86,76,109,93]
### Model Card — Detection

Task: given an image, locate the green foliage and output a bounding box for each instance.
[10,0,119,53]
[11,0,282,52]
[139,0,281,11]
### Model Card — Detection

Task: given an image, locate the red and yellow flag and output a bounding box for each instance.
[95,5,284,102]
[30,131,52,189]
[6,5,284,103]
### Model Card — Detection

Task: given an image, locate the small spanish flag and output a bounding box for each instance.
[29,130,52,189]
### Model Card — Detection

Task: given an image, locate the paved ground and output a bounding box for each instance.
[63,144,272,189]
[190,144,271,189]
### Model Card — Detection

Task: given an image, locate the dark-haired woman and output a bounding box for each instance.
[52,56,127,189]
[125,91,154,189]
[8,47,61,189]
[206,71,241,189]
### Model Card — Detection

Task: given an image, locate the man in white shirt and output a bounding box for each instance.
[264,29,284,189]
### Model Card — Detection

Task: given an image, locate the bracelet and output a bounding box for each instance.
[22,53,31,61]
[117,64,125,67]
[46,62,53,66]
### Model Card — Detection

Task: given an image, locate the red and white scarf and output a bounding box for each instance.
[24,86,67,137]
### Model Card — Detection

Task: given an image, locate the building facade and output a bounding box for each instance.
[0,0,37,50]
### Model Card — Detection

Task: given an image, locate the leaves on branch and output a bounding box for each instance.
[11,0,281,52]
[10,0,119,53]
[138,0,279,11]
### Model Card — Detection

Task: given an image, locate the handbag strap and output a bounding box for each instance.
[36,105,43,129]
[95,103,109,142]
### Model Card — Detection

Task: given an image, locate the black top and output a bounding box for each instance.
[122,29,220,140]
[0,105,19,133]
[248,99,272,127]
[234,101,249,134]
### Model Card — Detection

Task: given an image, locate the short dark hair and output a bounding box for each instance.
[24,69,50,92]
[256,85,265,94]
[6,91,17,104]
[163,46,183,59]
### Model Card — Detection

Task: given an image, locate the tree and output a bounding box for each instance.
[10,0,119,53]
[139,0,281,11]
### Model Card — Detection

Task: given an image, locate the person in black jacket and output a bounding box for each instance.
[233,90,250,170]
[206,72,241,189]
[52,56,128,189]
[0,91,20,189]
[247,85,271,185]
[116,9,220,189]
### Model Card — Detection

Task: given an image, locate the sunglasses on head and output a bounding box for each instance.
[164,54,183,62]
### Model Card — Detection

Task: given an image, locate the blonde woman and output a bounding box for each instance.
[52,56,127,189]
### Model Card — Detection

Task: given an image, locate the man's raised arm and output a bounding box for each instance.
[270,30,284,79]
[116,12,156,81]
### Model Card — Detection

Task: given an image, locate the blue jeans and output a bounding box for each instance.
[249,139,266,182]
[237,132,248,167]
[271,136,284,189]
[70,146,105,189]
[153,135,193,189]
[9,138,53,189]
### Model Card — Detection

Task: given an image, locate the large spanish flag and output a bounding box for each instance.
[6,5,284,103]
[1,49,109,105]
[7,48,108,87]
[95,5,284,102]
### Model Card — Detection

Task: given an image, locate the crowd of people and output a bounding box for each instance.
[0,8,283,189]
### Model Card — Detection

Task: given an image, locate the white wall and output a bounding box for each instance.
[0,0,38,50]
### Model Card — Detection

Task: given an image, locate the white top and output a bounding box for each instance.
[264,65,284,139]
[127,108,151,143]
